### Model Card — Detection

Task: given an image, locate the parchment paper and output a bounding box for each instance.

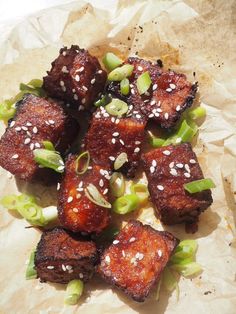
[0,1,236,313]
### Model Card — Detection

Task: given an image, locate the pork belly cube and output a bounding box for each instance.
[98,220,178,302]
[35,227,98,284]
[43,45,107,109]
[85,108,146,177]
[142,143,213,225]
[107,57,197,128]
[0,94,79,182]
[58,154,111,234]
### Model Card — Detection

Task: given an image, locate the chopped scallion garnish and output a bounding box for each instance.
[112,194,139,214]
[94,94,111,107]
[114,152,128,170]
[120,78,130,95]
[85,184,111,208]
[33,148,64,173]
[108,64,134,81]
[42,140,55,151]
[130,183,149,205]
[25,250,37,280]
[109,172,125,198]
[103,52,123,71]
[188,107,206,120]
[75,151,90,175]
[105,99,128,117]
[64,279,84,305]
[136,71,152,95]
[184,178,215,194]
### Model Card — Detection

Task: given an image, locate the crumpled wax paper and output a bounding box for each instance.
[0,0,236,313]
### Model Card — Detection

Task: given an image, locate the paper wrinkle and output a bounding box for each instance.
[0,0,236,313]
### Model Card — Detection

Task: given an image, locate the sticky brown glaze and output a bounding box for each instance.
[98,220,179,302]
[35,227,98,284]
[58,154,111,234]
[142,143,213,225]
[85,108,146,178]
[43,45,107,109]
[0,94,79,182]
[107,57,197,129]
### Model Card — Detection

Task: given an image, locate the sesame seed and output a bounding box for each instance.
[35,143,41,148]
[47,266,54,270]
[91,78,96,84]
[166,88,172,92]
[24,138,31,144]
[176,105,181,111]
[66,265,73,270]
[98,70,103,74]
[49,120,55,125]
[33,126,38,134]
[185,164,191,173]
[79,273,84,279]
[190,159,196,164]
[82,85,88,91]
[15,127,21,131]
[62,86,66,92]
[150,166,155,173]
[164,113,169,120]
[62,264,67,271]
[73,208,79,213]
[170,168,178,176]
[109,156,115,161]
[134,147,140,153]
[115,119,120,124]
[111,138,116,144]
[169,162,174,168]
[163,150,171,156]
[135,141,141,145]
[79,105,85,111]
[137,66,143,71]
[22,126,28,131]
[62,51,67,56]
[75,74,80,82]
[103,188,108,195]
[176,163,183,168]
[184,172,191,178]
[154,112,160,117]
[30,143,35,150]
[122,250,126,257]
[105,255,111,264]
[136,114,141,119]
[57,183,60,191]
[74,94,78,100]
[152,160,157,167]
[170,83,176,89]
[99,179,104,187]
[120,139,124,145]
[113,132,119,137]
[26,131,31,137]
[67,196,73,203]
[150,100,156,106]
[111,117,115,123]
[72,89,76,93]
[81,98,86,104]
[78,66,84,72]
[59,80,65,86]
[157,185,164,191]
[61,66,69,73]
[138,253,144,260]
[12,154,19,159]
[148,113,154,118]
[129,237,136,243]
[9,121,15,128]
[113,240,119,245]
[131,89,135,95]
[158,249,162,257]
[103,113,109,118]
[26,122,32,127]
[152,84,158,91]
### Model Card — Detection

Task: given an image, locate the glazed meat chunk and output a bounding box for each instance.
[98,220,178,302]
[85,107,146,177]
[43,45,107,109]
[0,94,78,182]
[35,227,98,284]
[107,57,197,128]
[142,143,213,225]
[58,154,111,234]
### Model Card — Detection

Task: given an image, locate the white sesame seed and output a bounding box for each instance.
[73,208,79,213]
[78,66,84,72]
[138,253,144,260]
[150,100,156,106]
[103,113,110,118]
[60,80,65,86]
[152,160,157,167]
[136,114,141,119]
[35,143,41,148]
[185,164,191,173]
[47,266,54,270]
[57,183,60,191]
[135,141,141,145]
[109,156,115,161]
[154,112,160,117]
[150,166,155,173]
[111,117,115,123]
[66,265,73,270]
[111,138,116,144]
[74,94,78,100]
[26,131,31,137]
[22,126,28,131]
[62,86,66,92]
[190,159,196,164]
[98,70,103,74]
[152,84,158,91]
[131,89,135,95]
[113,240,119,245]
[24,138,31,144]
[105,255,111,264]
[30,143,35,150]
[9,121,15,128]
[72,89,76,93]
[176,137,182,143]
[164,113,169,120]
[62,51,67,56]
[26,122,32,127]
[79,105,85,111]
[129,237,136,243]
[12,154,19,159]
[33,126,38,134]
[170,168,178,176]
[115,119,120,124]
[49,120,55,125]
[122,250,126,257]
[163,150,171,156]
[134,147,140,153]
[184,172,191,178]
[79,273,84,279]
[113,132,119,137]
[62,66,69,73]
[82,86,88,92]
[99,179,104,187]
[169,162,174,168]
[91,78,96,84]
[166,88,172,92]
[103,188,108,195]
[62,264,66,271]
[170,83,176,89]
[119,139,124,145]
[76,194,81,199]
[157,185,164,191]
[15,127,21,132]
[81,98,86,104]
[148,113,154,118]
[67,196,73,203]
[176,163,184,168]
[158,249,162,257]
[137,66,143,71]
[176,105,181,111]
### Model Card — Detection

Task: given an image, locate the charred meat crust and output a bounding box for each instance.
[58,154,111,234]
[106,57,197,129]
[98,220,179,302]
[0,94,79,183]
[43,45,107,109]
[142,143,213,225]
[35,227,98,284]
[85,111,146,178]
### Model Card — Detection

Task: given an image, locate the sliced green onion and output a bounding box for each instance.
[25,250,37,280]
[108,64,134,82]
[0,101,16,122]
[130,183,149,205]
[33,149,64,173]
[188,107,206,120]
[155,277,162,301]
[149,136,165,148]
[27,79,43,88]
[109,172,125,197]
[137,71,152,95]
[94,94,111,107]
[170,262,202,277]
[105,99,128,117]
[162,267,178,292]
[184,178,215,194]
[112,194,139,214]
[64,279,84,305]
[85,184,111,208]
[103,52,123,71]
[120,78,130,96]
[42,140,55,151]
[114,152,128,170]
[75,151,90,175]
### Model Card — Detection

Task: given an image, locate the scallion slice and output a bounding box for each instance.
[148,131,166,148]
[85,184,111,208]
[75,151,90,175]
[94,94,111,107]
[42,140,55,151]
[170,262,202,277]
[114,152,128,170]
[33,148,64,173]
[184,178,215,194]
[109,172,125,197]
[120,78,130,95]
[64,279,84,305]
[108,64,134,81]
[188,107,206,120]
[112,194,139,214]
[162,267,178,292]
[25,250,37,280]
[103,52,123,71]
[137,71,152,95]
[105,99,128,117]
[0,101,16,122]
[130,183,149,205]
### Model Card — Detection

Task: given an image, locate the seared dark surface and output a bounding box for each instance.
[85,109,146,177]
[98,220,178,302]
[35,227,98,284]
[43,45,107,109]
[107,57,197,129]
[58,154,111,234]
[0,94,78,182]
[142,143,213,225]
